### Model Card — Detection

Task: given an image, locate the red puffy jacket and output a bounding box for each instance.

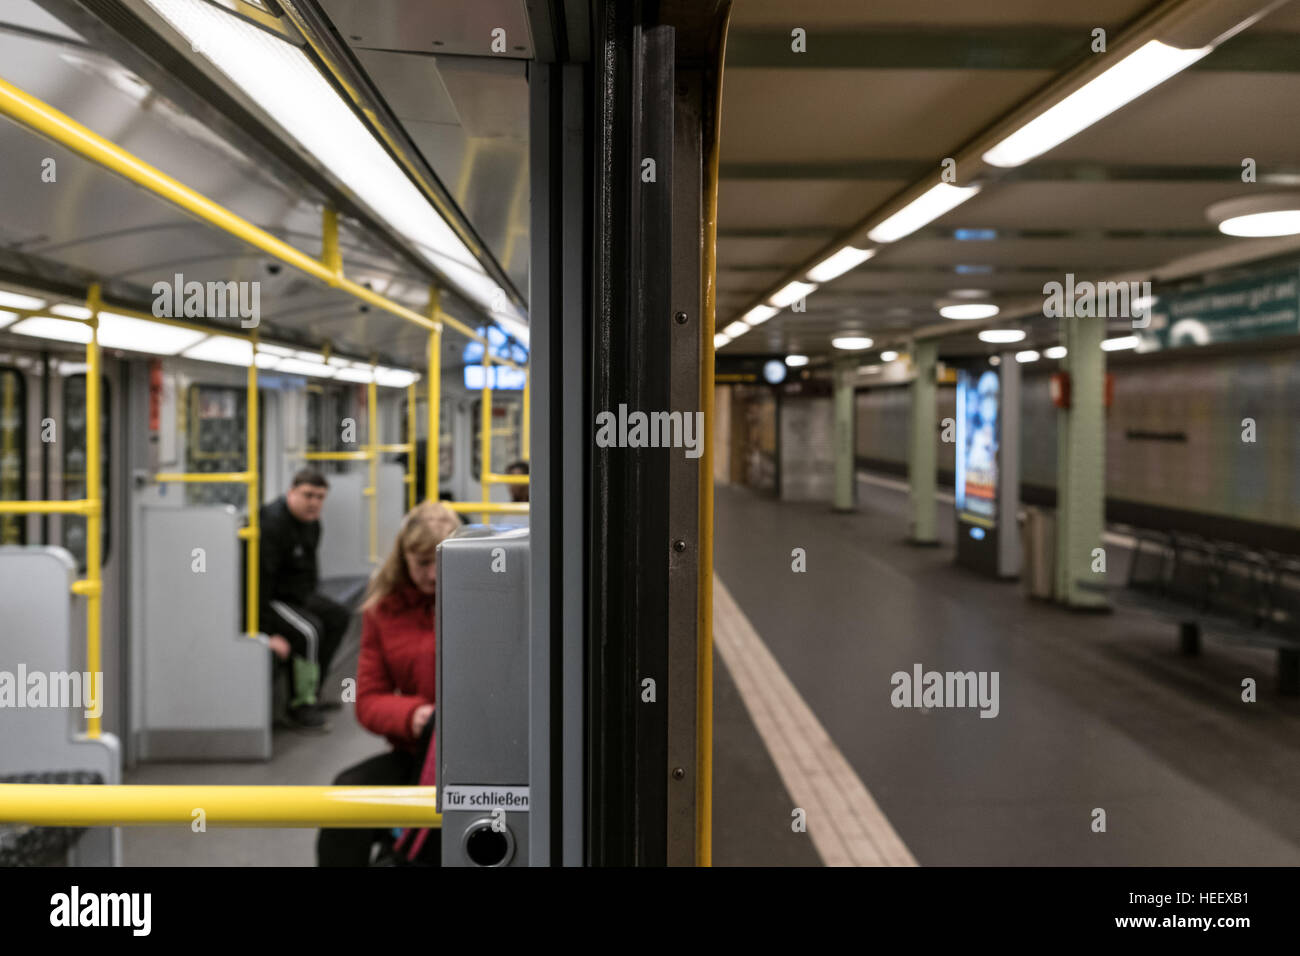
[355,582,436,754]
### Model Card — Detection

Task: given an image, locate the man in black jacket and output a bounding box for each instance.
[261,469,348,730]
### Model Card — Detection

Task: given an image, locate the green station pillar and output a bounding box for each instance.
[1054,316,1109,609]
[907,340,938,544]
[832,357,856,512]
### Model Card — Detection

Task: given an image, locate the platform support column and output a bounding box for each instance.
[1055,315,1109,609]
[907,340,937,544]
[832,358,855,512]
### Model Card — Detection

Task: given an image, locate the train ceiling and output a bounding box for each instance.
[0,0,529,370]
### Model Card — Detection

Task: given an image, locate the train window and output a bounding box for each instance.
[305,383,350,475]
[439,400,453,482]
[61,374,109,571]
[185,384,260,508]
[0,367,27,545]
[470,399,521,481]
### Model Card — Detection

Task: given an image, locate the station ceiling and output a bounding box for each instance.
[716,0,1300,358]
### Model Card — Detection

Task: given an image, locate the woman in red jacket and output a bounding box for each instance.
[317,501,460,867]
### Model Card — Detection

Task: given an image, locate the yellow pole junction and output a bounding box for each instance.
[0,785,441,829]
[522,367,530,462]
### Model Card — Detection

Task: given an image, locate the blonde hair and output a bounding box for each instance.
[363,501,461,610]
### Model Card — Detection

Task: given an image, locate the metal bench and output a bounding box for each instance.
[1118,531,1300,694]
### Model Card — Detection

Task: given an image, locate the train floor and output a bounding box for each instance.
[118,598,817,866]
[712,472,1300,865]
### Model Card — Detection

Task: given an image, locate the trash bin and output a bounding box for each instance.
[1020,506,1056,600]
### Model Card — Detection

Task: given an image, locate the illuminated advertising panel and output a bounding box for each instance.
[955,368,1000,529]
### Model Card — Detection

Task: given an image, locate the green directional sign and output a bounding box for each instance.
[1140,267,1300,350]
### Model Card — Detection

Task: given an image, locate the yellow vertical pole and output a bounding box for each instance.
[406,382,416,512]
[522,367,530,462]
[246,338,260,637]
[426,288,441,505]
[84,284,102,739]
[480,351,492,523]
[367,372,379,563]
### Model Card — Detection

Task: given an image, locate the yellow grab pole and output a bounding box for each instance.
[368,373,378,563]
[246,346,259,638]
[522,367,530,462]
[697,11,730,867]
[84,284,102,739]
[426,288,442,505]
[480,352,492,523]
[406,383,416,511]
[155,472,255,483]
[0,785,441,829]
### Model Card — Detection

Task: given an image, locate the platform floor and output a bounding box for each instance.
[712,474,1300,865]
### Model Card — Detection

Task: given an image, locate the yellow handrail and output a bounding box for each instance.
[0,500,95,515]
[246,352,259,637]
[154,472,255,483]
[441,501,527,516]
[0,785,440,828]
[427,291,442,504]
[303,451,370,461]
[482,473,529,486]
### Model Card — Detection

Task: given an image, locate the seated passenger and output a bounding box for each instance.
[316,500,460,867]
[260,468,349,731]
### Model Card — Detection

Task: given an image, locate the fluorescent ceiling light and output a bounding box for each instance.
[832,335,873,350]
[375,367,419,388]
[982,40,1211,168]
[295,350,326,362]
[978,329,1026,344]
[785,354,809,367]
[951,289,991,299]
[275,358,335,377]
[11,316,92,344]
[713,333,732,349]
[258,343,295,356]
[1218,210,1300,237]
[805,247,875,283]
[880,350,899,362]
[1101,335,1139,351]
[333,367,373,383]
[743,305,779,326]
[723,321,749,337]
[940,303,999,320]
[1045,345,1067,359]
[254,352,281,369]
[98,312,207,354]
[0,311,17,330]
[867,183,981,244]
[143,0,518,324]
[50,303,93,319]
[768,281,818,309]
[182,335,253,366]
[327,356,351,368]
[1015,350,1041,363]
[0,291,47,310]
